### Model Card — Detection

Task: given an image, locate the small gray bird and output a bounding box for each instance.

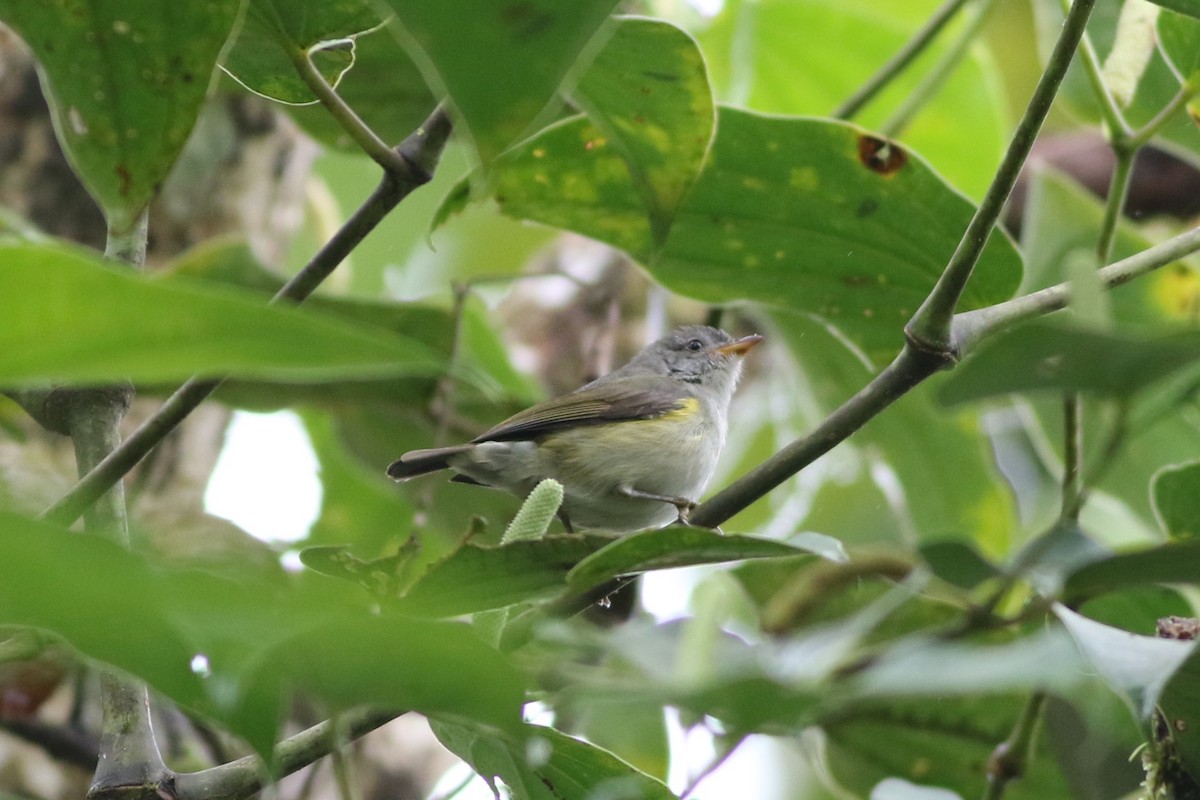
[387,325,762,532]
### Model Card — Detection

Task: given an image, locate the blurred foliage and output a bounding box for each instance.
[2,0,1200,799]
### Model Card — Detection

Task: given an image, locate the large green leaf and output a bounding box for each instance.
[0,241,445,386]
[696,0,1008,199]
[0,0,241,232]
[1064,540,1200,600]
[1054,604,1196,719]
[565,528,830,592]
[446,107,1022,364]
[0,513,525,756]
[431,720,677,800]
[1149,0,1200,20]
[821,696,1072,800]
[571,16,715,246]
[1152,462,1200,539]
[939,321,1200,405]
[384,0,620,170]
[221,0,383,105]
[394,534,615,617]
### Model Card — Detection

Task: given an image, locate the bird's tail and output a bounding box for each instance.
[386,444,473,481]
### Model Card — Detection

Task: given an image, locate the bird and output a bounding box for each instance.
[387,325,763,532]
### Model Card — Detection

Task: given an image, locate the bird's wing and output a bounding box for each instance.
[473,377,689,443]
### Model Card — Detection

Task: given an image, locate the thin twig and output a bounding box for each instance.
[1068,2,1133,140]
[1060,395,1083,521]
[905,0,1097,351]
[40,107,454,528]
[880,0,996,139]
[689,344,947,528]
[1127,85,1196,149]
[983,691,1048,800]
[282,40,408,173]
[174,708,401,800]
[952,224,1200,352]
[832,0,974,120]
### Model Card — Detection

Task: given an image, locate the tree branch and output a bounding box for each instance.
[951,224,1200,352]
[40,106,453,528]
[689,344,948,528]
[173,708,401,800]
[905,0,1097,351]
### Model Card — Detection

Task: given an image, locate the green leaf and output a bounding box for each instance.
[0,512,525,755]
[447,107,1021,364]
[0,0,241,232]
[560,695,670,782]
[221,0,383,105]
[821,695,1072,800]
[1064,540,1200,600]
[431,720,677,800]
[571,16,715,246]
[1158,643,1200,780]
[855,628,1086,697]
[1010,520,1110,598]
[565,528,825,592]
[697,0,1009,199]
[939,321,1200,405]
[384,0,620,170]
[919,541,1000,590]
[396,534,617,617]
[1054,604,1196,718]
[1149,0,1200,20]
[1153,462,1200,539]
[0,242,446,386]
[1158,9,1200,79]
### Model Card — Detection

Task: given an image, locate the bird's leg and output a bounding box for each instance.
[616,485,698,525]
[557,509,575,533]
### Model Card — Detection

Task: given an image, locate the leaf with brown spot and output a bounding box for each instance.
[857,134,907,176]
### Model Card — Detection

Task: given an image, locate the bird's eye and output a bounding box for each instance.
[686,338,703,352]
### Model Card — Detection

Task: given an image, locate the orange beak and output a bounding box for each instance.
[714,333,765,357]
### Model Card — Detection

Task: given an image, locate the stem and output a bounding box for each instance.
[1060,395,1083,521]
[1064,400,1130,519]
[952,224,1200,353]
[284,41,407,174]
[83,213,171,800]
[1070,11,1133,140]
[832,0,973,121]
[41,106,454,528]
[905,0,1097,351]
[1128,85,1195,149]
[174,708,400,800]
[983,691,1048,800]
[1095,148,1134,265]
[880,0,996,139]
[689,344,947,528]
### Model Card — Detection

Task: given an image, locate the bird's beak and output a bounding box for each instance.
[713,333,765,357]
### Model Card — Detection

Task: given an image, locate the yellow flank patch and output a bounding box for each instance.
[662,397,699,420]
